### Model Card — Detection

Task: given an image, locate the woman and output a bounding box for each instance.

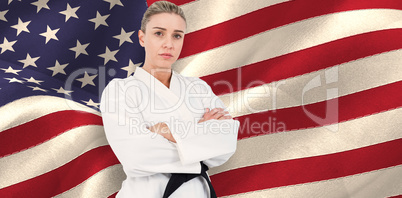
[100,1,240,197]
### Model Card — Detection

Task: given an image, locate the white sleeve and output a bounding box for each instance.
[170,79,239,168]
[100,79,201,177]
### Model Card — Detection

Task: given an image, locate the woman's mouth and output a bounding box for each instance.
[159,53,173,59]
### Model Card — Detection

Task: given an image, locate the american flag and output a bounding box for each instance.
[1,0,401,197]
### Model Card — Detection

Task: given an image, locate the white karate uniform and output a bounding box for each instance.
[100,67,239,198]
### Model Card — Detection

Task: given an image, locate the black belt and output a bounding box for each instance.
[162,162,217,198]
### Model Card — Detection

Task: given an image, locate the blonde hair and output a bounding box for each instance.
[140,1,186,33]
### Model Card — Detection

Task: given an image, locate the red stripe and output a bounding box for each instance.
[180,0,402,59]
[0,110,102,158]
[0,146,119,197]
[211,138,402,196]
[235,80,402,140]
[108,192,118,198]
[202,29,402,95]
[146,0,193,6]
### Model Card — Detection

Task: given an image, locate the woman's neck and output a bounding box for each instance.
[142,64,172,88]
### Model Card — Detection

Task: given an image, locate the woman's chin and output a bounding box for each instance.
[156,60,176,69]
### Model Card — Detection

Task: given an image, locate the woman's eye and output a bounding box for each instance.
[155,32,162,36]
[174,34,182,39]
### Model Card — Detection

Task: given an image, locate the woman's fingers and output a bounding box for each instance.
[218,115,232,120]
[205,108,222,118]
[213,111,229,119]
[202,108,231,121]
[208,108,222,116]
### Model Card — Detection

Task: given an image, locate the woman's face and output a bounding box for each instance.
[139,13,186,69]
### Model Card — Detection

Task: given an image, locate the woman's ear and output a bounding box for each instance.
[138,30,145,47]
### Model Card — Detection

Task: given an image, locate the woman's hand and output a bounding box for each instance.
[148,108,232,141]
[198,108,233,123]
[148,122,176,143]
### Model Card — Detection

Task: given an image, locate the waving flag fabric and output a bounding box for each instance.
[0,0,146,197]
[1,0,402,197]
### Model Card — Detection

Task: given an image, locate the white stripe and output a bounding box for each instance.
[174,9,402,77]
[222,165,402,198]
[0,125,108,188]
[209,107,402,175]
[182,0,290,33]
[0,96,100,132]
[54,165,125,198]
[221,49,402,117]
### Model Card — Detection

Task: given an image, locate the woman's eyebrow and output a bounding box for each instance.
[153,27,166,31]
[174,30,184,33]
[152,27,184,33]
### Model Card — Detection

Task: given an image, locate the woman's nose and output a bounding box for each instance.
[163,37,173,49]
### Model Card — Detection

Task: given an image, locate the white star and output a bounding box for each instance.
[11,18,31,36]
[31,0,50,13]
[27,86,47,92]
[1,66,22,75]
[113,28,134,46]
[82,99,100,108]
[76,71,98,88]
[89,11,109,30]
[4,77,24,84]
[18,53,40,68]
[8,0,22,5]
[23,77,43,85]
[59,3,79,22]
[39,25,60,44]
[0,37,17,54]
[0,9,8,22]
[52,87,73,96]
[98,46,118,65]
[103,0,123,10]
[47,60,68,76]
[122,60,142,77]
[69,40,89,58]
